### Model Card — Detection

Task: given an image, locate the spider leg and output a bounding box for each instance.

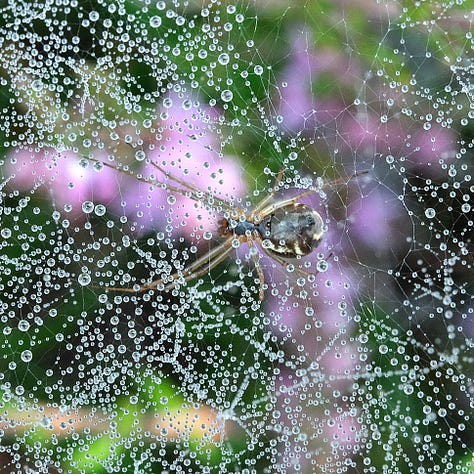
[161,239,235,291]
[118,139,237,210]
[318,169,369,191]
[102,238,235,293]
[88,157,200,202]
[250,166,286,218]
[148,160,236,212]
[246,238,266,300]
[86,155,240,216]
[256,190,318,219]
[254,169,369,219]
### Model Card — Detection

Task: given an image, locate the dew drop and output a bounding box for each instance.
[31,79,43,91]
[135,150,146,161]
[316,260,329,273]
[379,344,388,354]
[150,15,162,27]
[94,204,106,216]
[78,273,91,286]
[20,350,32,363]
[1,228,11,239]
[18,320,30,332]
[221,90,233,102]
[82,201,95,214]
[218,53,230,65]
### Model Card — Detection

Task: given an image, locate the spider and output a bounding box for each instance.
[93,157,366,299]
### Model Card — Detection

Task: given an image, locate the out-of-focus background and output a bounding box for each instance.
[0,0,472,472]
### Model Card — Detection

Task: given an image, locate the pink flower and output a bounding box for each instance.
[6,148,119,214]
[410,124,455,166]
[121,93,246,239]
[349,189,403,251]
[278,28,361,133]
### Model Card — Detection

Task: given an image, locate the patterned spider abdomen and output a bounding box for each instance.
[258,203,324,258]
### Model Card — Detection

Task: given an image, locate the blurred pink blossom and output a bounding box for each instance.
[410,124,455,166]
[121,93,246,240]
[5,148,119,214]
[278,28,361,132]
[349,189,402,251]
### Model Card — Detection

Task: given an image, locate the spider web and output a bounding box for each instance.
[0,1,472,473]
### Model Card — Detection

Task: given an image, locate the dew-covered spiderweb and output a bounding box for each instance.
[0,0,472,472]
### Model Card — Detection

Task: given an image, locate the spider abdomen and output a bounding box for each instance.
[259,203,324,258]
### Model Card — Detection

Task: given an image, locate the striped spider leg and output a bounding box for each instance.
[93,158,254,294]
[92,157,367,299]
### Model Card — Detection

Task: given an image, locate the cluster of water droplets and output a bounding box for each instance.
[0,0,472,473]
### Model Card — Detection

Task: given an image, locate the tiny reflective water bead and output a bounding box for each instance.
[316,258,329,273]
[82,201,95,213]
[78,273,92,286]
[260,203,324,258]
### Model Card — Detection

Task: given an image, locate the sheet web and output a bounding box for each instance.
[0,1,472,473]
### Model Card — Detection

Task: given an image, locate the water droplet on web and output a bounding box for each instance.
[78,273,91,286]
[221,90,233,102]
[94,204,106,216]
[82,201,94,213]
[218,53,230,65]
[316,259,329,272]
[31,79,43,91]
[20,350,32,363]
[163,97,173,108]
[18,320,30,332]
[425,208,436,218]
[149,15,161,28]
[1,228,11,239]
[135,150,146,161]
